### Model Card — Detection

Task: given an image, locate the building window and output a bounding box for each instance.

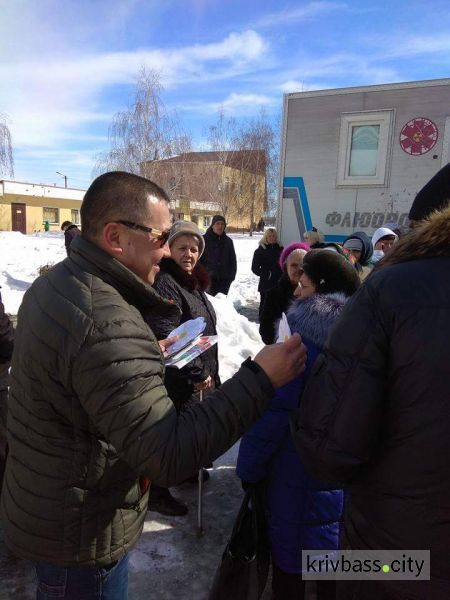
[203,215,211,228]
[43,207,59,224]
[337,110,393,186]
[176,212,184,221]
[71,209,80,224]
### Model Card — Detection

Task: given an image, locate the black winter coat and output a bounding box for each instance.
[259,273,296,345]
[200,228,237,287]
[251,243,283,294]
[292,206,450,599]
[146,258,220,412]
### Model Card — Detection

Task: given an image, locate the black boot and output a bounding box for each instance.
[148,485,188,517]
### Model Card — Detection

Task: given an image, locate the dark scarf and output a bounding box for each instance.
[159,257,210,292]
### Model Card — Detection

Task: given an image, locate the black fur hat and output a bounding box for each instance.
[302,249,360,296]
[409,164,450,222]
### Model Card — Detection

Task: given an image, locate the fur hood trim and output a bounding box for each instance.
[375,205,450,270]
[286,292,348,348]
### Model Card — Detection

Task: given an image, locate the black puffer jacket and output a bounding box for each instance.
[146,258,220,411]
[2,235,274,567]
[251,243,283,294]
[292,207,450,598]
[259,273,296,344]
[200,227,237,288]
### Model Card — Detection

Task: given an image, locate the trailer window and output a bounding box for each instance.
[349,125,380,176]
[337,110,393,186]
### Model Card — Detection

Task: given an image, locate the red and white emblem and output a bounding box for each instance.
[399,117,438,155]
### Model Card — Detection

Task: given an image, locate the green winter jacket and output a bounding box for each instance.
[1,235,274,567]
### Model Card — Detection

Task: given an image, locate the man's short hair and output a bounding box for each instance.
[81,171,170,241]
[377,234,397,243]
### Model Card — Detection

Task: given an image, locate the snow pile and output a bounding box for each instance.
[0,231,66,314]
[208,292,263,382]
[228,233,260,309]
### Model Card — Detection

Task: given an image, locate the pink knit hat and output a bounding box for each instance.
[279,242,310,270]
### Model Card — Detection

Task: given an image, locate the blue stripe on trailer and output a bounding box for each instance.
[283,177,313,232]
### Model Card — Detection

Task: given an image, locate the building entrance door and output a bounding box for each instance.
[11,203,26,233]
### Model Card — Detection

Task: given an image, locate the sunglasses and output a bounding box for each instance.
[113,220,170,246]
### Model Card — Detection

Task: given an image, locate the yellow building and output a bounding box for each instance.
[142,150,267,232]
[0,180,85,234]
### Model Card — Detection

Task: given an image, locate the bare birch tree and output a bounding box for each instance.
[233,110,279,232]
[93,67,192,190]
[0,113,14,178]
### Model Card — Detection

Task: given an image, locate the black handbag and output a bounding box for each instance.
[208,483,270,600]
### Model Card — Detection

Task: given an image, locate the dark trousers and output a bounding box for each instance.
[34,553,129,600]
[209,279,232,296]
[258,291,269,320]
[272,563,336,600]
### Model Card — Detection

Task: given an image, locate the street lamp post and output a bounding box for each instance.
[56,171,68,188]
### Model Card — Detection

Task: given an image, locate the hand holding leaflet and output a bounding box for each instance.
[163,317,206,358]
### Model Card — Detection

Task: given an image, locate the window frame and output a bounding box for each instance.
[203,215,211,228]
[43,207,60,224]
[336,110,394,187]
[71,209,80,225]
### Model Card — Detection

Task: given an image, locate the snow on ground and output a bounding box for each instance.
[0,231,264,380]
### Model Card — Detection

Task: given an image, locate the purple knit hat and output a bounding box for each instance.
[279,241,310,270]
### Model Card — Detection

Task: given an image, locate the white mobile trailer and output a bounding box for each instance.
[277,78,450,245]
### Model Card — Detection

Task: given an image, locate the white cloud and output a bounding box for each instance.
[255,2,348,28]
[183,92,278,117]
[279,80,305,93]
[0,30,268,150]
[376,33,450,61]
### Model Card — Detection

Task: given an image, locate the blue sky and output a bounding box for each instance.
[1,0,450,189]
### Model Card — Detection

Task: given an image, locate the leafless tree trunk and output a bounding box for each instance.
[0,114,14,178]
[93,67,192,182]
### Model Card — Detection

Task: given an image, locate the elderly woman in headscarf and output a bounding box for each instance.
[259,242,309,344]
[251,228,283,318]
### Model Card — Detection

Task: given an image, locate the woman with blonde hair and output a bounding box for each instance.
[251,228,283,318]
[303,226,324,248]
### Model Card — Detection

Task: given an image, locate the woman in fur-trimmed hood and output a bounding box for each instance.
[292,205,450,599]
[237,251,359,599]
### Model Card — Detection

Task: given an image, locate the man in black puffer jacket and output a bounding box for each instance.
[3,171,307,599]
[292,177,450,599]
[200,215,237,295]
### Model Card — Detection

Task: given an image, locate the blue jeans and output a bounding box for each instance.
[34,553,129,600]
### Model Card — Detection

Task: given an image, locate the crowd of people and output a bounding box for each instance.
[0,163,449,599]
